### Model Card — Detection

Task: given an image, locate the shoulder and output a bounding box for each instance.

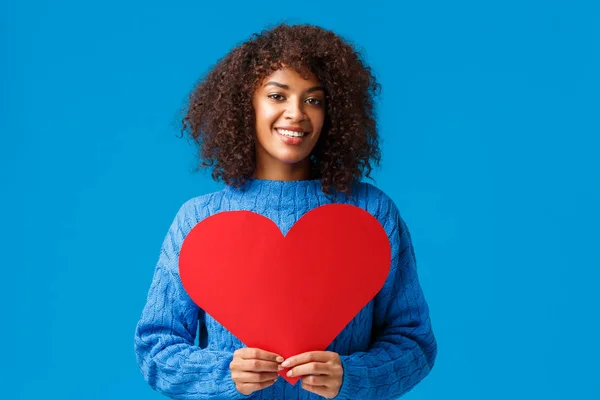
[351,181,414,256]
[169,189,228,230]
[350,181,402,223]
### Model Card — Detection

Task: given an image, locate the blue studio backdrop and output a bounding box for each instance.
[1,1,599,399]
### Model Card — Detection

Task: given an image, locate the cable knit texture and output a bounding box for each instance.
[134,178,437,399]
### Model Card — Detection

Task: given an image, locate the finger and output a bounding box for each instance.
[281,351,332,368]
[237,379,277,394]
[301,374,330,387]
[236,348,284,363]
[287,362,329,378]
[301,381,334,398]
[234,371,279,383]
[241,359,281,372]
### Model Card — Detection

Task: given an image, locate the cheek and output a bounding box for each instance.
[255,101,279,129]
[310,110,326,133]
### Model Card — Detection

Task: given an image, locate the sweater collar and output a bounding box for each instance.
[225,177,341,207]
[222,177,357,206]
[224,177,322,197]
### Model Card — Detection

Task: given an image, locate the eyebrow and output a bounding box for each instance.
[264,81,325,93]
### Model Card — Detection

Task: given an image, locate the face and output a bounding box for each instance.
[252,67,326,179]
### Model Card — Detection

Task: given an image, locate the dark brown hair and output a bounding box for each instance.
[177,23,382,195]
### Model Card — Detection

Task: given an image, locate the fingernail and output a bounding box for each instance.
[276,356,284,363]
[281,360,290,367]
[287,370,293,377]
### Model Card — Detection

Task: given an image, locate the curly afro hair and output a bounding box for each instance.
[178,23,382,196]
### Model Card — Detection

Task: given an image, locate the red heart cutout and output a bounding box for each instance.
[179,204,391,385]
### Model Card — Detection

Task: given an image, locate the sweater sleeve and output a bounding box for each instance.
[133,201,250,400]
[335,207,438,400]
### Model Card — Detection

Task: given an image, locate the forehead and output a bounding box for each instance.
[259,67,321,88]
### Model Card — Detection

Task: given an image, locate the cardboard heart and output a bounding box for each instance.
[179,204,391,385]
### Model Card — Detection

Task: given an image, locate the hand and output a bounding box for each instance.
[281,351,343,399]
[229,348,283,396]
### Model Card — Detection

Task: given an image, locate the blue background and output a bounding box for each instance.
[2,1,598,399]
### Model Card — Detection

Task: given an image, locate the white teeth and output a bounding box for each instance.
[276,128,306,137]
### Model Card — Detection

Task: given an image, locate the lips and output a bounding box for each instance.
[275,126,307,133]
[275,128,307,145]
[276,128,308,137]
[275,128,309,137]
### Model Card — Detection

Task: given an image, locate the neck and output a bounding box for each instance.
[253,155,314,181]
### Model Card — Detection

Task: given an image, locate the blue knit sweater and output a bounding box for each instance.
[134,178,437,399]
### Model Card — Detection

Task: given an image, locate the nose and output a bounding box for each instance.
[284,98,306,121]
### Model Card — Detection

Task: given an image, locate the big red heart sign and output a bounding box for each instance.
[179,204,391,385]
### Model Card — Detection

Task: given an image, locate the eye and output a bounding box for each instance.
[268,94,285,101]
[306,98,323,106]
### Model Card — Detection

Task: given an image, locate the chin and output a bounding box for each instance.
[267,146,309,164]
[275,153,309,165]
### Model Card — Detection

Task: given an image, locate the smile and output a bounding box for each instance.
[275,128,308,138]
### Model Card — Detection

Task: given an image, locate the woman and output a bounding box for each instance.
[134,23,437,399]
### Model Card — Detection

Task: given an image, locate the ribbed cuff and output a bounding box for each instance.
[334,355,363,399]
[221,368,254,399]
[222,383,254,399]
